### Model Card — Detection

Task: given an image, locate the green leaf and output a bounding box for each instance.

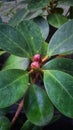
[24,84,54,126]
[47,20,73,57]
[43,57,73,76]
[50,115,61,125]
[3,55,29,71]
[24,10,43,20]
[34,17,49,40]
[28,0,50,11]
[47,13,68,28]
[9,8,42,27]
[0,107,10,116]
[0,116,10,130]
[9,8,29,27]
[58,0,73,6]
[44,70,73,118]
[0,51,6,56]
[0,24,32,58]
[17,20,44,55]
[0,69,28,108]
[40,42,48,58]
[21,120,43,130]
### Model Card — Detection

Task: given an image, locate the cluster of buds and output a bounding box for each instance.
[30,54,42,70]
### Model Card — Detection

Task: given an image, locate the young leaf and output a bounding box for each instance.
[34,17,49,40]
[17,20,44,55]
[28,0,50,11]
[47,14,68,28]
[3,55,29,71]
[24,84,54,126]
[44,70,73,118]
[0,24,31,58]
[21,120,43,130]
[0,69,28,108]
[0,116,10,130]
[47,20,73,57]
[43,57,73,76]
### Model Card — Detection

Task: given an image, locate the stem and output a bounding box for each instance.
[33,73,39,83]
[46,6,51,14]
[42,55,49,63]
[11,99,24,126]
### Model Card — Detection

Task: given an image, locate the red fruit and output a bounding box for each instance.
[33,54,41,62]
[30,61,40,69]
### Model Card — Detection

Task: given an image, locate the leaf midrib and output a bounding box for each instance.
[0,30,29,57]
[46,70,73,101]
[48,30,73,55]
[0,73,27,92]
[4,58,26,69]
[32,86,44,121]
[17,26,34,57]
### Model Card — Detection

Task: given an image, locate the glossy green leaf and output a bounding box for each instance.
[40,42,48,58]
[47,20,73,57]
[24,84,54,126]
[9,8,29,27]
[9,9,42,27]
[0,69,28,108]
[43,57,73,76]
[21,120,43,130]
[24,10,43,20]
[58,0,73,6]
[3,55,29,71]
[17,20,44,55]
[44,70,73,118]
[0,24,31,58]
[48,13,68,28]
[28,0,50,11]
[34,17,49,40]
[0,116,10,130]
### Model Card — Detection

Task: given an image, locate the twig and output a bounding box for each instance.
[33,73,39,83]
[42,56,49,63]
[11,99,24,126]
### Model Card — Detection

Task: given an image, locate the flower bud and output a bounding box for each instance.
[33,54,41,63]
[30,61,40,69]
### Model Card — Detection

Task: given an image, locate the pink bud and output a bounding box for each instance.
[33,54,41,62]
[31,61,40,69]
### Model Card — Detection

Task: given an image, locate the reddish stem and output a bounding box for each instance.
[11,99,24,126]
[42,56,49,64]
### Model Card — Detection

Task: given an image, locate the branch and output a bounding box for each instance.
[11,99,24,126]
[42,56,49,63]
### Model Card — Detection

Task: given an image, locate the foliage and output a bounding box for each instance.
[0,0,73,130]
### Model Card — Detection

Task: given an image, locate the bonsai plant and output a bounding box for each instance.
[0,0,73,130]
